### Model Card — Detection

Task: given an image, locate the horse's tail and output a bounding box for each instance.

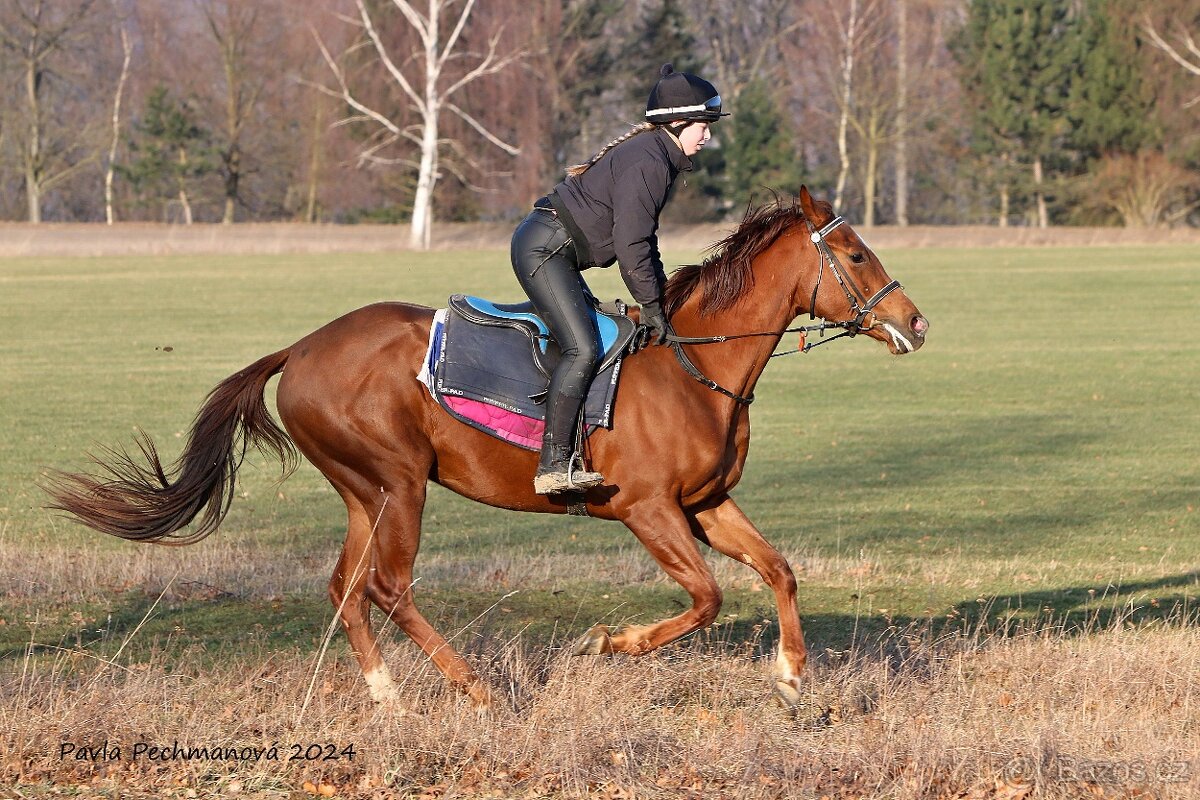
[43,348,297,546]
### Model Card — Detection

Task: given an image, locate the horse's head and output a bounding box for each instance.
[793,186,928,354]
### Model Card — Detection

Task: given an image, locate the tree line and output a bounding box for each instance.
[0,0,1196,241]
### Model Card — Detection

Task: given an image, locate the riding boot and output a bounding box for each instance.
[534,392,604,494]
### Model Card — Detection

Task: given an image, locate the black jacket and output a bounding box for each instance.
[549,128,692,305]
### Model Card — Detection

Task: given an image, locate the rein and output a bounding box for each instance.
[663,214,903,405]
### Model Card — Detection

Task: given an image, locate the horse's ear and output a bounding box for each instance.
[797,185,817,219]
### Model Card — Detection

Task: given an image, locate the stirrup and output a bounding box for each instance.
[533,462,604,495]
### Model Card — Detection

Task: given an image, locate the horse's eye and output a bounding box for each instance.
[850,252,866,264]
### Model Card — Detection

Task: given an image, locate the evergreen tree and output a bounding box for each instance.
[1066,0,1159,159]
[619,0,705,105]
[952,0,1077,225]
[549,0,624,177]
[121,86,216,223]
[617,0,724,221]
[724,78,801,211]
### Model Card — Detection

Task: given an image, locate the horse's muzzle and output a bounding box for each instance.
[875,314,928,354]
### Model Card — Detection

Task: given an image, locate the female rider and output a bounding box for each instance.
[511,64,727,495]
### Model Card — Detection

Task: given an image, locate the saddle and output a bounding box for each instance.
[447,294,637,384]
[419,295,639,452]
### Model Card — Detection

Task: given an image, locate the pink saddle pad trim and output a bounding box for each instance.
[443,395,544,450]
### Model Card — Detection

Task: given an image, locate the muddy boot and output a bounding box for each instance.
[533,393,603,494]
[533,443,603,494]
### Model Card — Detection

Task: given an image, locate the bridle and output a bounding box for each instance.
[663,213,904,405]
[802,215,902,340]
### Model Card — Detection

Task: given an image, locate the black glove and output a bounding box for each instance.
[640,301,671,346]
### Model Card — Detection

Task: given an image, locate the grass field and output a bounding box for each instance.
[1,240,1199,798]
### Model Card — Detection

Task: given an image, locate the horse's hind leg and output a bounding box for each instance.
[364,479,495,707]
[327,488,401,704]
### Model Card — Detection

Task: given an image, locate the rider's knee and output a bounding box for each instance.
[574,334,600,367]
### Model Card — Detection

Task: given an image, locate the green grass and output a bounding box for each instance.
[1,243,1198,666]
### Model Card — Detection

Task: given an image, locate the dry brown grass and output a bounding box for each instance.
[0,533,326,607]
[3,612,1199,800]
[0,526,886,608]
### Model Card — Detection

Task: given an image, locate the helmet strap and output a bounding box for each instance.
[661,124,686,152]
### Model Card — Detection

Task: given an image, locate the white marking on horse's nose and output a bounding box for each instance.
[881,322,914,353]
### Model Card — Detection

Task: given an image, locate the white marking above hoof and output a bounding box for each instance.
[364,665,400,704]
[773,679,803,709]
[772,646,808,710]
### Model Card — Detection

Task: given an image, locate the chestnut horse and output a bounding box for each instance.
[46,187,927,708]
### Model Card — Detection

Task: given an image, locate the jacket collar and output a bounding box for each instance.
[656,127,693,172]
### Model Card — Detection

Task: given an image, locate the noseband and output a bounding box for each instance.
[663,213,903,405]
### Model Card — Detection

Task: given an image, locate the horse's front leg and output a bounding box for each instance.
[689,495,808,707]
[574,499,722,656]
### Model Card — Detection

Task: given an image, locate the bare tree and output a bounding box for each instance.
[851,0,952,227]
[201,0,269,224]
[811,0,894,220]
[844,6,898,227]
[0,0,99,222]
[524,1,620,188]
[273,3,339,223]
[689,0,798,102]
[832,0,860,215]
[302,91,328,223]
[105,18,133,224]
[317,0,522,249]
[1143,16,1200,98]
[1085,151,1199,227]
[894,0,909,227]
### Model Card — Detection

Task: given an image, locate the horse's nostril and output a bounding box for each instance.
[911,315,928,337]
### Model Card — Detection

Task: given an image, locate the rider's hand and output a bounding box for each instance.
[640,301,670,346]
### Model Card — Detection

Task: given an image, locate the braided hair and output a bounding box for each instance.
[565,122,657,178]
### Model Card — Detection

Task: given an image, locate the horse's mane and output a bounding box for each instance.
[664,196,819,318]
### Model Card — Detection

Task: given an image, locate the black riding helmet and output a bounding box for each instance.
[645,63,728,124]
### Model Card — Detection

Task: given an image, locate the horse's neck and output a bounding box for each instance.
[669,259,798,407]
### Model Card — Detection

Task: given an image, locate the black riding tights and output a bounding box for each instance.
[511,209,600,448]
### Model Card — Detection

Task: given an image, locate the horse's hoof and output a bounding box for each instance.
[367,684,405,710]
[571,624,614,656]
[773,681,834,727]
[466,681,497,709]
[773,679,804,709]
[374,697,411,717]
[366,683,411,716]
